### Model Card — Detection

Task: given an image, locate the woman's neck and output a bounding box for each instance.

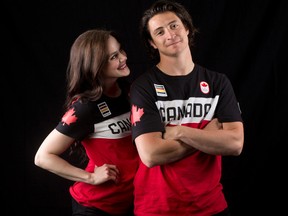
[103,81,121,98]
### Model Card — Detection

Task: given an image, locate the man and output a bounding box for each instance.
[130,0,244,215]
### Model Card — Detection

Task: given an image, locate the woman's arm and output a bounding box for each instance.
[34,129,119,184]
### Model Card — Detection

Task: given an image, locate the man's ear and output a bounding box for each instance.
[149,39,157,49]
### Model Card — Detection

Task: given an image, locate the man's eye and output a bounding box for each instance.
[171,24,177,29]
[156,31,163,36]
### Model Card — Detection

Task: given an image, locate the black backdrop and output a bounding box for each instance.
[6,0,287,215]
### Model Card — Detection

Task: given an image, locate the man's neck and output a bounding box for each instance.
[157,51,194,76]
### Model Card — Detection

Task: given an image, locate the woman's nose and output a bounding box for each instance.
[119,53,127,63]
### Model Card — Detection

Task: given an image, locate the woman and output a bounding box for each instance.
[34,29,139,216]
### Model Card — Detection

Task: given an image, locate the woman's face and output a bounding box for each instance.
[102,36,130,79]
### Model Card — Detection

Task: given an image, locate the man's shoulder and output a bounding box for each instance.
[195,64,226,78]
[132,66,156,84]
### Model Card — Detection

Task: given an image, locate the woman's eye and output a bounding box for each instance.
[110,54,118,60]
[120,49,126,55]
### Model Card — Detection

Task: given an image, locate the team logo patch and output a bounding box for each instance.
[154,84,167,97]
[200,81,209,94]
[98,102,111,117]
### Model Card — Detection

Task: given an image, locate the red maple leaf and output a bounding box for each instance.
[62,108,78,125]
[131,104,144,126]
[201,82,208,87]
